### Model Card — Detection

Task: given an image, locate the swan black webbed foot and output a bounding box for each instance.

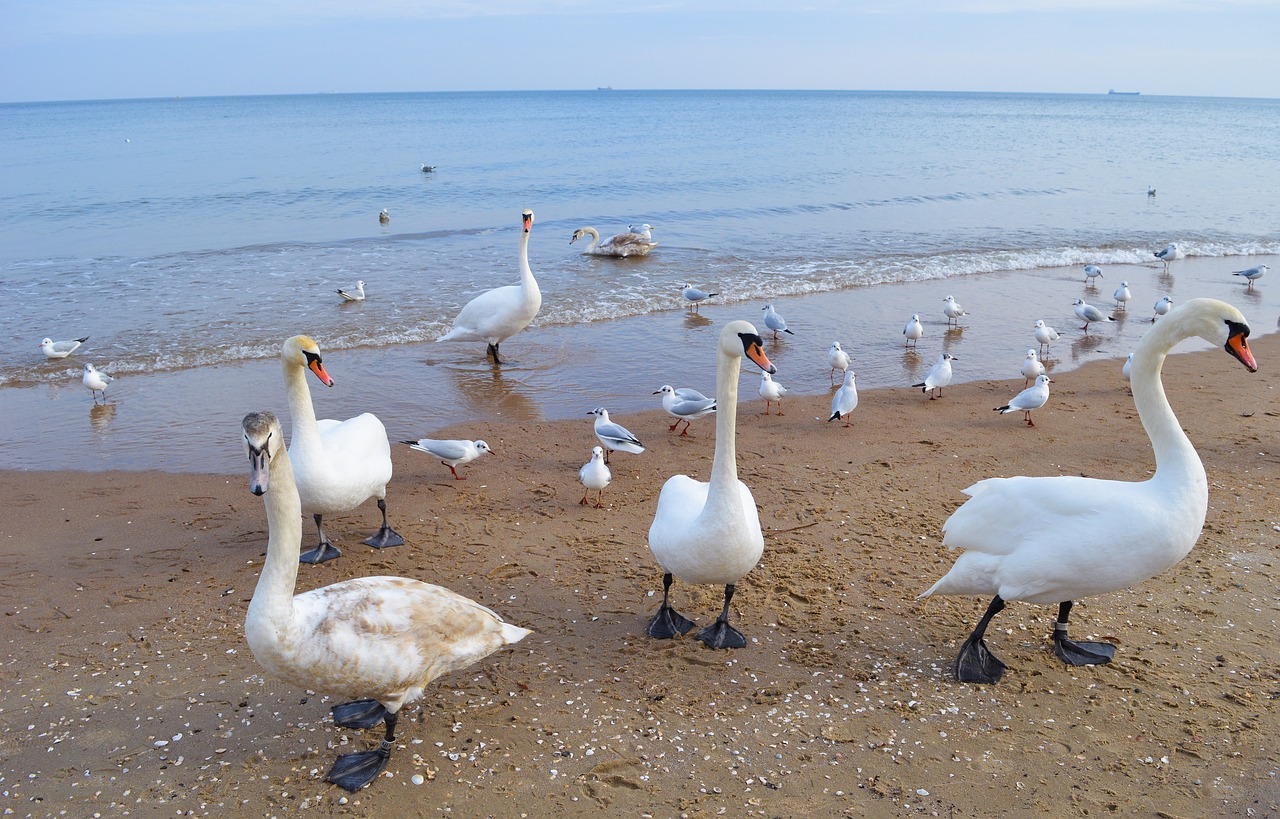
[331,698,388,729]
[695,584,747,650]
[362,498,404,549]
[487,342,503,365]
[301,514,342,563]
[1051,601,1115,667]
[954,595,1008,683]
[646,572,695,639]
[326,706,398,791]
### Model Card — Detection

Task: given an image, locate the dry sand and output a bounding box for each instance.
[0,333,1277,818]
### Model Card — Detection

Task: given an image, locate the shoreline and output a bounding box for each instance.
[1,332,1276,817]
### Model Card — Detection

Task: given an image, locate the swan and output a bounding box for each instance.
[82,363,112,403]
[1083,264,1104,284]
[570,226,658,257]
[578,446,611,508]
[682,283,718,311]
[337,281,365,302]
[758,371,787,415]
[902,314,923,348]
[240,411,530,791]
[761,304,793,339]
[920,298,1257,683]
[828,341,850,384]
[280,335,403,563]
[647,320,776,649]
[1073,298,1115,332]
[943,295,968,327]
[913,353,956,399]
[401,438,493,480]
[1020,349,1046,386]
[654,385,716,435]
[1232,263,1267,291]
[828,369,858,427]
[437,209,542,364]
[1113,280,1132,311]
[995,374,1052,426]
[40,335,89,358]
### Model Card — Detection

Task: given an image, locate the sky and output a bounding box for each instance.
[2,1,1277,103]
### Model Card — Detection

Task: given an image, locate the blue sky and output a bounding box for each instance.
[2,1,1276,102]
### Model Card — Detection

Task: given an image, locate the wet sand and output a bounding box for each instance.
[1,330,1277,818]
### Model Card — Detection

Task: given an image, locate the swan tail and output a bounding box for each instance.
[500,622,533,645]
[437,326,476,342]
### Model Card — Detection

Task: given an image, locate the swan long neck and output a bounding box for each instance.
[1130,318,1203,485]
[282,357,321,450]
[707,344,743,508]
[519,227,539,297]
[247,439,301,635]
[583,227,600,253]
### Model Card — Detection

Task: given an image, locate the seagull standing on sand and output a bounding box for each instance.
[758,371,787,415]
[578,446,611,508]
[1154,242,1182,269]
[83,363,112,403]
[762,304,793,339]
[995,374,1051,426]
[401,438,493,480]
[337,281,365,302]
[902,314,924,348]
[1122,353,1133,384]
[1232,264,1267,291]
[1073,298,1115,332]
[1083,265,1104,285]
[943,295,968,327]
[681,283,718,311]
[913,353,957,400]
[1152,295,1174,321]
[40,335,89,359]
[379,208,389,225]
[654,385,716,436]
[828,341,850,385]
[1033,320,1060,354]
[589,407,644,463]
[828,369,858,427]
[1113,280,1131,311]
[1020,349,1046,386]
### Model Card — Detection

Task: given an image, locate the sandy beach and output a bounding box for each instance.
[1,323,1277,818]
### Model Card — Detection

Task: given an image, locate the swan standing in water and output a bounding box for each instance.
[40,335,89,358]
[241,411,530,791]
[647,321,776,649]
[438,209,542,364]
[280,335,403,563]
[570,226,658,257]
[920,298,1256,684]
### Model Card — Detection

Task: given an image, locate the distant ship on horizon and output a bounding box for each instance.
[1108,89,1141,95]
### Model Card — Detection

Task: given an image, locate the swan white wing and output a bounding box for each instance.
[293,413,392,512]
[650,475,764,584]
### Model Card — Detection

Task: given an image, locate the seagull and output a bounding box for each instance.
[1033,320,1060,354]
[578,446,611,508]
[1152,295,1174,322]
[758,371,787,415]
[628,223,653,241]
[943,295,968,327]
[379,208,389,225]
[1122,353,1133,383]
[681,283,718,311]
[420,164,436,173]
[1153,242,1182,269]
[402,438,493,480]
[995,374,1051,426]
[83,363,112,403]
[589,407,644,463]
[39,335,90,359]
[337,280,366,302]
[1020,349,1046,386]
[761,304,793,339]
[654,385,716,436]
[902,314,924,348]
[1232,263,1268,292]
[1147,186,1156,197]
[1073,298,1115,332]
[1113,280,1131,311]
[1083,265,1104,285]
[913,353,957,400]
[828,341,850,385]
[828,369,858,427]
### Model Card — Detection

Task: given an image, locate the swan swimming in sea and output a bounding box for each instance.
[40,335,89,359]
[337,280,365,302]
[920,298,1256,683]
[913,353,956,399]
[280,335,403,563]
[437,209,542,364]
[654,385,716,436]
[647,320,776,649]
[578,446,611,508]
[570,226,658,257]
[401,438,493,480]
[240,411,530,791]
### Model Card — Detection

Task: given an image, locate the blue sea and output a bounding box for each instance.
[2,90,1278,471]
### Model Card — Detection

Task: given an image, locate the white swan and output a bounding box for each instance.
[438,209,542,364]
[919,298,1257,684]
[913,353,956,400]
[280,335,402,563]
[570,226,658,257]
[40,335,89,358]
[241,411,530,791]
[646,320,776,649]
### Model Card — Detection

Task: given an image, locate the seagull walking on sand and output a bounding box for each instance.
[1153,242,1182,269]
[1073,298,1115,332]
[1232,264,1267,292]
[1021,349,1046,386]
[902,314,924,348]
[1152,295,1174,322]
[828,369,859,427]
[654,385,716,436]
[83,363,112,403]
[1113,280,1131,311]
[1083,265,1104,285]
[337,280,365,302]
[759,371,787,415]
[40,335,89,359]
[995,374,1051,426]
[913,353,957,400]
[762,304,793,339]
[1033,320,1060,354]
[402,438,493,480]
[681,283,718,311]
[589,407,644,463]
[578,446,611,508]
[828,341,850,385]
[943,295,968,327]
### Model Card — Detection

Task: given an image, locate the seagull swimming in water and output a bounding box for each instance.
[40,335,89,359]
[337,281,366,302]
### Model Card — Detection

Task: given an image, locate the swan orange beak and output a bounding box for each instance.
[1226,328,1257,372]
[304,351,335,386]
[522,210,533,233]
[739,332,777,374]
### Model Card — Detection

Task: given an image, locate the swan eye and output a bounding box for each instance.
[303,350,322,366]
